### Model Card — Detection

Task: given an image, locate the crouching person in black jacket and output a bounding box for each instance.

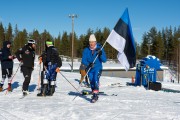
[15,39,36,96]
[37,40,62,97]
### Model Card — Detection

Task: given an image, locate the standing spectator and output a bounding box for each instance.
[15,39,36,96]
[0,41,15,92]
[38,40,62,96]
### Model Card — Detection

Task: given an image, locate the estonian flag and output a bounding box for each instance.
[106,8,136,71]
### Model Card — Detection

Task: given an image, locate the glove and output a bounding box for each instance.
[96,49,102,56]
[80,70,86,76]
[88,63,94,68]
[55,67,60,73]
[39,57,42,64]
[8,55,13,59]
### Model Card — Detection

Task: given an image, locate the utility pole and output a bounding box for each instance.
[147,43,152,55]
[178,38,180,83]
[69,14,78,72]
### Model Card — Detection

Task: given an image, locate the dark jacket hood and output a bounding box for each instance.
[3,41,11,49]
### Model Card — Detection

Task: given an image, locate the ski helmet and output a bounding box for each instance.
[28,39,36,44]
[27,39,36,46]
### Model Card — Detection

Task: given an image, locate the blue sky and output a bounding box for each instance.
[0,0,180,43]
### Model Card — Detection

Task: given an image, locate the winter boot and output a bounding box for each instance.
[7,83,12,91]
[91,93,99,103]
[47,85,55,96]
[0,84,3,92]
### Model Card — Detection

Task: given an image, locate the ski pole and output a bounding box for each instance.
[5,62,21,95]
[44,66,81,94]
[59,72,81,93]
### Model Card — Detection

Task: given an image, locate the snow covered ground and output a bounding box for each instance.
[0,62,180,120]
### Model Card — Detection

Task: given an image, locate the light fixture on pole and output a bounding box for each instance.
[69,14,78,72]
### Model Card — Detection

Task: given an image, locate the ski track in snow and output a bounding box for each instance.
[0,62,180,120]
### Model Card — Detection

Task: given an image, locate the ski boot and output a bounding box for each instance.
[37,88,44,96]
[22,90,29,96]
[0,84,3,92]
[7,83,12,92]
[47,85,55,96]
[91,93,99,103]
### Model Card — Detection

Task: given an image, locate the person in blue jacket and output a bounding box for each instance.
[81,34,107,103]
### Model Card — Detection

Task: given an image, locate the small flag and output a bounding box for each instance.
[106,8,136,71]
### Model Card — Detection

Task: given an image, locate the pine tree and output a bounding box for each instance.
[147,27,157,55]
[40,30,53,52]
[12,29,28,54]
[152,31,164,59]
[166,26,175,65]
[30,29,40,54]
[54,34,61,54]
[0,23,5,48]
[77,35,85,58]
[95,28,103,45]
[84,28,93,48]
[5,23,13,41]
[61,32,70,57]
[162,28,168,60]
[102,27,112,59]
[141,32,148,57]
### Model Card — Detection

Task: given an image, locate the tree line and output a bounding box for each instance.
[0,22,180,64]
[0,23,118,59]
[139,26,180,66]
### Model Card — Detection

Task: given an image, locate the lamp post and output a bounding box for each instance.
[69,14,77,72]
[178,38,180,83]
[147,43,152,55]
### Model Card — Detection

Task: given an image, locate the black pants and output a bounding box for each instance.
[2,68,13,78]
[21,67,33,91]
[1,68,13,85]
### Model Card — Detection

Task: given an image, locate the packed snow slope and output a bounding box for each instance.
[0,63,180,120]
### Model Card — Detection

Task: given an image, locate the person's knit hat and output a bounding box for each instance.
[89,34,96,42]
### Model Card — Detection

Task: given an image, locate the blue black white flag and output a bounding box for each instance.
[106,8,136,71]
